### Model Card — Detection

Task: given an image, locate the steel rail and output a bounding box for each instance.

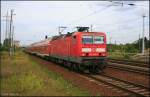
[108,58,149,68]
[107,63,149,76]
[83,74,150,97]
[101,74,149,89]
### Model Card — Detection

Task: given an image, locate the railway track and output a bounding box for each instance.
[83,74,150,97]
[107,58,150,75]
[108,58,149,68]
[29,53,149,96]
[107,62,149,75]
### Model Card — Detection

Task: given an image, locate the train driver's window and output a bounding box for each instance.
[94,36,104,44]
[82,35,93,44]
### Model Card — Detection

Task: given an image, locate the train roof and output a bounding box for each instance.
[29,31,106,47]
[51,32,74,41]
[29,37,52,47]
[79,32,106,35]
[51,31,106,41]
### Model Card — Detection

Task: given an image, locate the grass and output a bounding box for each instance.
[108,52,137,59]
[1,50,90,96]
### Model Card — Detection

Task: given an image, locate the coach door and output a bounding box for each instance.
[67,37,71,61]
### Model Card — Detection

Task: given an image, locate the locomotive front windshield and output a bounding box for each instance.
[82,35,104,44]
[82,36,93,44]
[94,36,104,44]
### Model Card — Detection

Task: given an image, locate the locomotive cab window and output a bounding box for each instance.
[94,36,104,44]
[82,35,93,44]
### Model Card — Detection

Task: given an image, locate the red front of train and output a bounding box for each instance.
[27,27,107,73]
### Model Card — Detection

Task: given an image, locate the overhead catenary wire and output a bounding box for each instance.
[68,1,147,27]
[88,2,149,32]
[66,1,137,32]
[92,16,149,32]
[53,2,133,34]
[93,17,140,28]
[67,3,117,30]
[52,1,148,36]
[67,1,138,26]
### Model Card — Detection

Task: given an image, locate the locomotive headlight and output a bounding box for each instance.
[82,48,91,52]
[96,48,105,52]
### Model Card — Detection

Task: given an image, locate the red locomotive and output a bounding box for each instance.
[26,27,107,73]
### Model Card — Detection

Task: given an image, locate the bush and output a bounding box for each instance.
[123,54,130,59]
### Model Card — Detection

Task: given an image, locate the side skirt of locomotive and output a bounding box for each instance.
[81,57,107,73]
[25,51,107,73]
[45,55,107,73]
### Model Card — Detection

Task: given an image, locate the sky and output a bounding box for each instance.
[1,1,149,46]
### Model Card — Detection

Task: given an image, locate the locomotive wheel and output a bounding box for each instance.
[62,61,66,67]
[73,64,78,71]
[68,63,73,71]
[95,65,100,74]
[72,64,75,71]
[99,64,105,70]
[71,63,76,71]
[93,65,97,73]
[74,64,79,72]
[76,64,81,72]
[89,65,94,73]
[78,64,84,73]
[89,65,99,74]
[68,65,72,71]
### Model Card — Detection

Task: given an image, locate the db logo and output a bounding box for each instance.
[91,48,95,52]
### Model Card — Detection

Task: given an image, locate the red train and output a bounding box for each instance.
[26,27,107,73]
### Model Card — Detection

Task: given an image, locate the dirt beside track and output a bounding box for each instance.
[29,55,125,96]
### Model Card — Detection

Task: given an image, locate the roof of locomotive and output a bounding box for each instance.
[77,31,106,35]
[51,31,106,41]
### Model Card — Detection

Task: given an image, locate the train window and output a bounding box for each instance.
[73,36,76,39]
[72,35,76,44]
[82,35,93,44]
[94,36,104,44]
